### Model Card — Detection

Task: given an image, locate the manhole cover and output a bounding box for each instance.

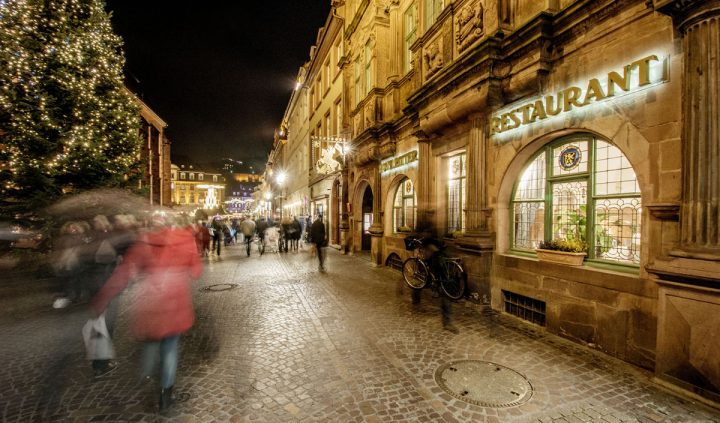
[202,283,238,292]
[435,360,533,407]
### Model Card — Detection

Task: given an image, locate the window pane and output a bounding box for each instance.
[515,152,546,200]
[552,181,588,242]
[514,202,545,249]
[553,141,588,176]
[595,140,639,195]
[448,179,462,232]
[594,197,641,264]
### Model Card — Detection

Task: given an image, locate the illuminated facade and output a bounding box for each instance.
[170,164,226,210]
[271,0,720,403]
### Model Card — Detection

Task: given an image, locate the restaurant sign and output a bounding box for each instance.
[490,55,668,137]
[380,150,418,174]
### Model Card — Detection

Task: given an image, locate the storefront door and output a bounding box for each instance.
[361,186,373,251]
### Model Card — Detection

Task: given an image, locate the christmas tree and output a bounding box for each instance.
[0,0,141,213]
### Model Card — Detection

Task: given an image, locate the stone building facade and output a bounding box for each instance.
[266,10,346,243]
[138,99,172,207]
[269,0,720,404]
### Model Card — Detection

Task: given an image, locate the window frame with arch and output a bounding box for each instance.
[510,134,642,267]
[392,177,417,233]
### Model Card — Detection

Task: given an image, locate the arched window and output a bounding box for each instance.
[393,178,416,232]
[511,135,642,265]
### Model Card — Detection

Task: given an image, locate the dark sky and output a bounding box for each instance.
[105,1,331,172]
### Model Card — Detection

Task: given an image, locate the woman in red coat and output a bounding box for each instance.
[91,223,203,411]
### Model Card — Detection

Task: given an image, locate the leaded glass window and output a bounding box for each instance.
[511,136,642,265]
[393,178,416,232]
[446,153,466,234]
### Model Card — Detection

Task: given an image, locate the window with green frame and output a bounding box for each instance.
[393,178,416,232]
[511,135,642,265]
[446,153,466,234]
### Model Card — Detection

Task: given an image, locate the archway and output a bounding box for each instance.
[361,185,373,251]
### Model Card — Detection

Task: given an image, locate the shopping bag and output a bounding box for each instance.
[310,244,317,257]
[82,313,116,360]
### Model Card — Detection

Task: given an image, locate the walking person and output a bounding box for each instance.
[411,235,458,334]
[90,215,203,412]
[309,214,327,272]
[290,216,302,251]
[211,218,223,256]
[239,217,256,257]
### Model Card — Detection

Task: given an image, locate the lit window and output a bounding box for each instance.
[364,41,374,95]
[199,174,204,181]
[446,153,466,234]
[511,135,642,265]
[404,4,417,73]
[213,175,218,182]
[424,0,445,29]
[394,178,417,232]
[354,58,362,105]
[189,173,195,180]
[180,172,186,180]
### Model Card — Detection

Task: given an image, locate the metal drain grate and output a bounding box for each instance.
[503,290,546,326]
[435,360,533,408]
[202,283,238,292]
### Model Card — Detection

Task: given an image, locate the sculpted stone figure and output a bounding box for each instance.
[456,1,484,53]
[424,42,444,77]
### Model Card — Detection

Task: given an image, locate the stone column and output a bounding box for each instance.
[656,0,720,255]
[369,164,384,266]
[649,0,720,405]
[457,114,495,246]
[415,138,435,235]
[339,163,351,254]
[456,114,494,304]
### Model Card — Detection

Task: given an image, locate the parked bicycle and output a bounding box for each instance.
[401,236,466,300]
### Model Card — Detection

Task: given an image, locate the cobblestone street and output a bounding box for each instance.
[1,244,719,422]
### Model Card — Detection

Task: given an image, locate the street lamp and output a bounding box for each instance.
[264,192,272,218]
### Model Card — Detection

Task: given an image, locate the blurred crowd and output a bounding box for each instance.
[40,209,328,412]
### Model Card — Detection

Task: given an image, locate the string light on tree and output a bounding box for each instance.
[0,0,142,211]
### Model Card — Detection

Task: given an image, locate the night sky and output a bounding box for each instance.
[105,1,332,172]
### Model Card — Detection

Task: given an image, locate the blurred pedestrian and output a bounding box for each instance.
[86,215,122,377]
[90,215,203,412]
[411,234,458,334]
[239,217,256,257]
[290,216,301,251]
[256,217,269,255]
[211,218,223,256]
[52,221,88,307]
[309,215,327,272]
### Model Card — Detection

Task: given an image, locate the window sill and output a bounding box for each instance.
[507,249,640,275]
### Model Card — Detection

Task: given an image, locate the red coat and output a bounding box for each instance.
[91,227,203,341]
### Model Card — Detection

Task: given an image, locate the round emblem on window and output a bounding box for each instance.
[559,145,582,171]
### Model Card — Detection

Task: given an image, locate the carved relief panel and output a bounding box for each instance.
[424,39,444,78]
[456,0,484,53]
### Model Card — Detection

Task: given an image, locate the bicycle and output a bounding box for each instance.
[401,237,466,300]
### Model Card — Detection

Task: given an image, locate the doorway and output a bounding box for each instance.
[361,186,373,251]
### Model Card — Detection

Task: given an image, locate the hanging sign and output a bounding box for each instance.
[490,55,669,137]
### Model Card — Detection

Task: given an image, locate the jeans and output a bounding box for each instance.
[142,335,180,389]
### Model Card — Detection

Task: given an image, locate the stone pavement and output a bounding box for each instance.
[0,243,719,422]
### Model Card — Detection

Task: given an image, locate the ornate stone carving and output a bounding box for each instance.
[365,100,376,127]
[424,41,444,78]
[456,1,484,53]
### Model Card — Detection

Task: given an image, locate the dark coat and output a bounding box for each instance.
[309,219,327,246]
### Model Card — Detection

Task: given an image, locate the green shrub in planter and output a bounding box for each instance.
[538,239,587,253]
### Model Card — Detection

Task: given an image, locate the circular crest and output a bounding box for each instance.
[558,145,582,171]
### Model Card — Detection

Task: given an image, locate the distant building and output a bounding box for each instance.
[225,173,262,214]
[170,163,225,210]
[137,98,171,207]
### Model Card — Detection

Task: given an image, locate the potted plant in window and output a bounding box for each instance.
[536,239,587,266]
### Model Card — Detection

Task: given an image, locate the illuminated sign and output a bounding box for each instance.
[490,55,669,137]
[380,150,418,174]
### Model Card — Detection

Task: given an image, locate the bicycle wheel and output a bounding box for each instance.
[402,258,429,289]
[441,260,466,300]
